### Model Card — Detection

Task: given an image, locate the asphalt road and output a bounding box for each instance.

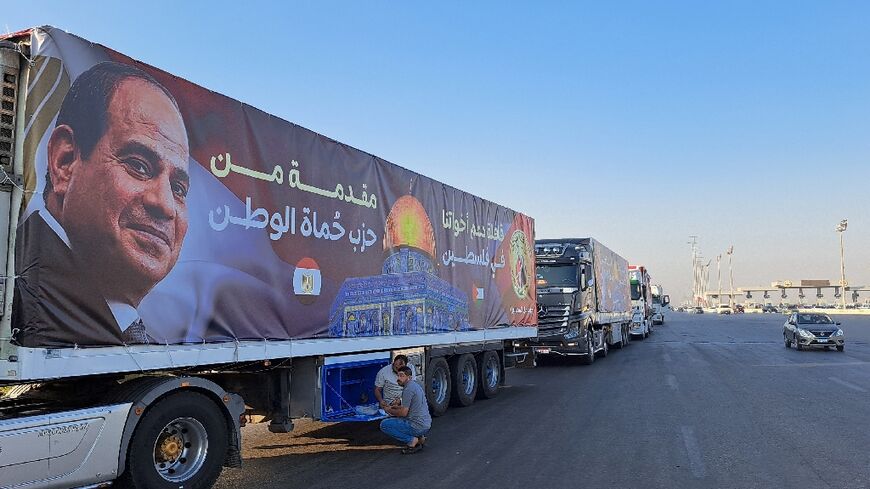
[214,312,870,489]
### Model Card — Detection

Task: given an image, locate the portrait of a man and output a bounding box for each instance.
[13,61,190,347]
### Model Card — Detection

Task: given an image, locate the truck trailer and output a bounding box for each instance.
[0,27,538,489]
[517,238,631,364]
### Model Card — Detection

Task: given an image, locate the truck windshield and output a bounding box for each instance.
[536,265,578,287]
[630,282,641,300]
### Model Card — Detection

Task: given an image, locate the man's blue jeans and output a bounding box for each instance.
[380,417,429,445]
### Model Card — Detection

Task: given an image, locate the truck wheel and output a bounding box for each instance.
[118,391,228,489]
[449,354,478,407]
[425,357,451,416]
[581,331,595,365]
[477,351,501,399]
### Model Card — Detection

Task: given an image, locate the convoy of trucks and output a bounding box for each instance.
[0,27,669,489]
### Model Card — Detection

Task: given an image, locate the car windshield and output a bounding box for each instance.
[536,265,577,287]
[797,314,833,324]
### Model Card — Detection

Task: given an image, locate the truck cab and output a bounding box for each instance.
[650,284,670,325]
[629,265,652,338]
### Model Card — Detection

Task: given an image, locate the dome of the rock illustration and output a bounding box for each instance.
[383,195,435,257]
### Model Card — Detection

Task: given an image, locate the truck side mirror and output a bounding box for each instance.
[663,295,670,306]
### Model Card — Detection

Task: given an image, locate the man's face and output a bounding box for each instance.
[392,358,406,373]
[59,78,189,303]
[396,371,410,387]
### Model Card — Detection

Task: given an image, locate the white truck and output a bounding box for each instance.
[650,284,670,325]
[628,265,653,338]
[0,27,538,489]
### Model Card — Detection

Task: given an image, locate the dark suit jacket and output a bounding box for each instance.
[13,212,130,347]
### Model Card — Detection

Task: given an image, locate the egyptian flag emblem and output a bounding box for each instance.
[293,257,321,304]
[474,286,485,301]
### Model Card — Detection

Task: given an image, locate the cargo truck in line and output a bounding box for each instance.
[0,27,538,489]
[651,284,670,325]
[514,238,631,364]
[628,265,653,338]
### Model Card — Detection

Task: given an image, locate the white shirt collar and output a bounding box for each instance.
[107,301,141,332]
[38,210,140,331]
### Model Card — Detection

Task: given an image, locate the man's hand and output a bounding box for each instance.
[386,403,409,418]
[390,398,401,407]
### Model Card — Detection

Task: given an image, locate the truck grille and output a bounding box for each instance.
[538,304,570,321]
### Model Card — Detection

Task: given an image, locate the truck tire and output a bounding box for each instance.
[425,357,451,416]
[117,391,228,489]
[477,351,501,399]
[449,354,478,407]
[581,331,595,365]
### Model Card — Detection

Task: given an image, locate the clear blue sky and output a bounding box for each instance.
[6,1,870,303]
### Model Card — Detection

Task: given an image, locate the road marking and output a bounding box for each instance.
[665,374,678,391]
[828,376,867,392]
[680,426,706,478]
[754,361,870,368]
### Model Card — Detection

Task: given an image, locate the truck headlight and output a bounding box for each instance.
[798,329,815,338]
[564,324,581,340]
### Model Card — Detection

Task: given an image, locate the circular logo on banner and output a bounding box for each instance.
[509,230,531,299]
[293,257,321,305]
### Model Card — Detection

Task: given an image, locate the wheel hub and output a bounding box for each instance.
[157,433,184,462]
[152,417,209,483]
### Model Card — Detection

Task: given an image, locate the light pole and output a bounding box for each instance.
[689,236,698,306]
[716,254,722,307]
[836,219,848,309]
[727,246,734,307]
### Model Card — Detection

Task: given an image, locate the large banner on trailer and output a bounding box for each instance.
[12,27,535,348]
[592,239,630,314]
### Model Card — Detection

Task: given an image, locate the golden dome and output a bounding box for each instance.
[383,195,435,256]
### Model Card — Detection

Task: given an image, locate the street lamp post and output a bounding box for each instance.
[836,219,848,309]
[727,246,734,307]
[716,254,722,307]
